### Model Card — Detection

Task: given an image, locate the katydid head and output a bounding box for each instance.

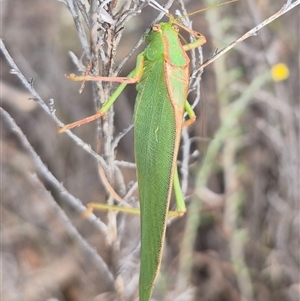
[147,16,201,43]
[145,0,239,54]
[147,22,180,43]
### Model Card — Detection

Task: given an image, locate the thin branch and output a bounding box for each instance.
[112,122,134,151]
[76,0,90,27]
[143,0,169,14]
[113,164,128,198]
[0,39,124,202]
[66,0,91,58]
[198,0,300,70]
[115,161,136,169]
[0,108,108,233]
[180,128,192,196]
[1,108,113,281]
[123,182,139,200]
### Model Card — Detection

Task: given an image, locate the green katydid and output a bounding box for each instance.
[59,1,238,300]
[60,18,204,299]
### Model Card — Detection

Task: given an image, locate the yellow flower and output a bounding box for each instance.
[271,63,290,82]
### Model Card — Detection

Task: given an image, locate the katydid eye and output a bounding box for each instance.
[172,25,179,32]
[152,24,160,31]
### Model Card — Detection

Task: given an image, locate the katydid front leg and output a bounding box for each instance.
[58,53,145,133]
[180,30,206,128]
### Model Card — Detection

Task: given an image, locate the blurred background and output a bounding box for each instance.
[1,0,299,300]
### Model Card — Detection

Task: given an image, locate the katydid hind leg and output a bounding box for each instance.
[59,53,145,133]
[82,202,141,217]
